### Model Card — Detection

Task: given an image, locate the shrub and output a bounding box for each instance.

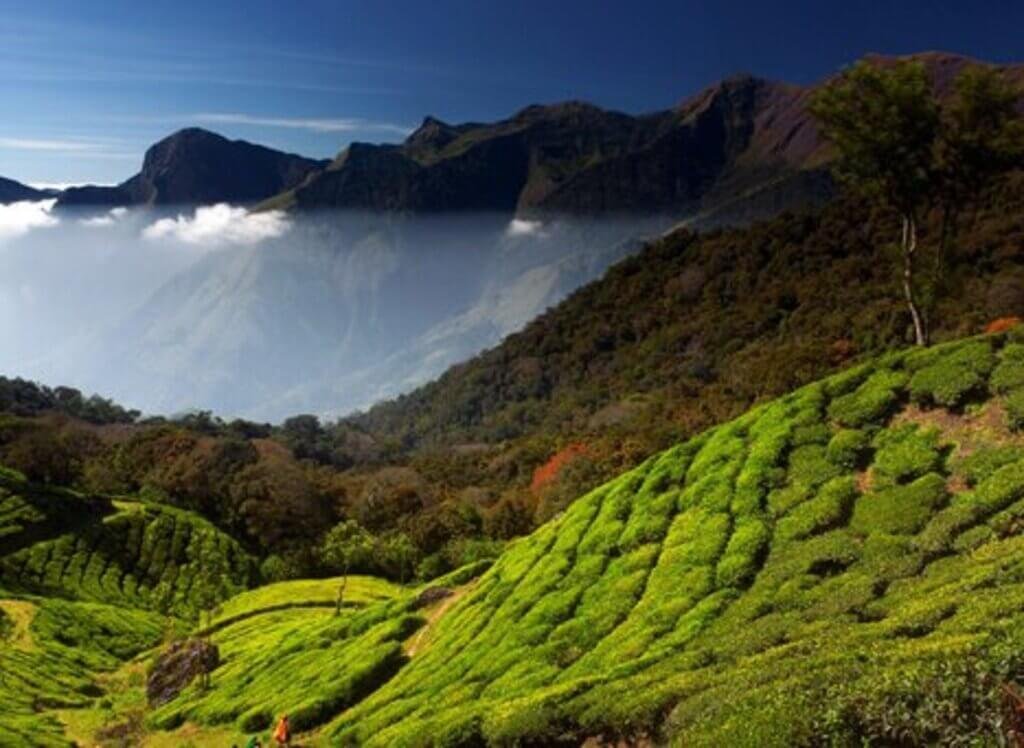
[870,424,943,486]
[914,501,983,556]
[827,369,907,428]
[990,344,1024,393]
[715,519,770,588]
[788,445,842,488]
[818,638,1024,747]
[906,340,995,408]
[850,473,948,536]
[974,460,1024,513]
[237,707,272,732]
[826,429,871,470]
[954,445,1024,487]
[775,477,857,544]
[1005,388,1024,431]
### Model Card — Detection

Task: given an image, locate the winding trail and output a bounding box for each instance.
[404,584,474,657]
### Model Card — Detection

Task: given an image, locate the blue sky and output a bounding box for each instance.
[2,0,1023,185]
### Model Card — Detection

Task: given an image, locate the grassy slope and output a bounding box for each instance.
[0,473,259,745]
[325,332,1024,746]
[1,575,412,748]
[150,599,420,735]
[209,575,403,628]
[147,566,489,739]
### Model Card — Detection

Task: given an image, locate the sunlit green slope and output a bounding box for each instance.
[325,333,1024,746]
[148,565,486,739]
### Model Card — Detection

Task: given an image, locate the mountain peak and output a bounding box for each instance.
[56,128,326,208]
[511,100,609,123]
[404,116,459,152]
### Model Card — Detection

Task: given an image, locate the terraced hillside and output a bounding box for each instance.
[321,333,1024,746]
[0,469,256,617]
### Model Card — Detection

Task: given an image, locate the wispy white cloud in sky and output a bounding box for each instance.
[505,218,546,238]
[192,113,413,136]
[0,137,103,152]
[29,182,115,191]
[80,206,129,227]
[0,137,136,160]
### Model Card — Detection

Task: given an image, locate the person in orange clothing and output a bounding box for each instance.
[272,713,290,746]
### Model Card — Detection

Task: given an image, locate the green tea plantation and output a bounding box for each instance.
[5,333,1024,745]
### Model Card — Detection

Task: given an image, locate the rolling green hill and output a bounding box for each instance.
[327,332,1024,745]
[0,468,256,617]
[5,334,1024,746]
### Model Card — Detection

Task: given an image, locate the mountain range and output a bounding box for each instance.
[260,77,834,223]
[6,52,1015,224]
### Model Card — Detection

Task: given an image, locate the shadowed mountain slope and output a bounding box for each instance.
[0,176,50,204]
[55,128,326,208]
[266,78,833,223]
[266,52,1024,223]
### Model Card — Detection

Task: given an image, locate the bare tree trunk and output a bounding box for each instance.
[335,567,348,616]
[902,214,928,346]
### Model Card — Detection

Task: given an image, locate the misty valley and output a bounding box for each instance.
[1,202,668,420]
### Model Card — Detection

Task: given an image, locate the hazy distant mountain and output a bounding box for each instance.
[24,213,665,420]
[0,176,51,203]
[55,128,327,208]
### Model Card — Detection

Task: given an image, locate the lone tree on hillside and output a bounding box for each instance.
[320,519,374,615]
[811,60,1022,346]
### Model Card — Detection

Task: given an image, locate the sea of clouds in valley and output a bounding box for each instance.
[0,199,668,421]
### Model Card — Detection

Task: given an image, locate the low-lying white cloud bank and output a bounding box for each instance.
[142,204,291,247]
[80,206,129,227]
[0,199,58,242]
[505,218,545,237]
